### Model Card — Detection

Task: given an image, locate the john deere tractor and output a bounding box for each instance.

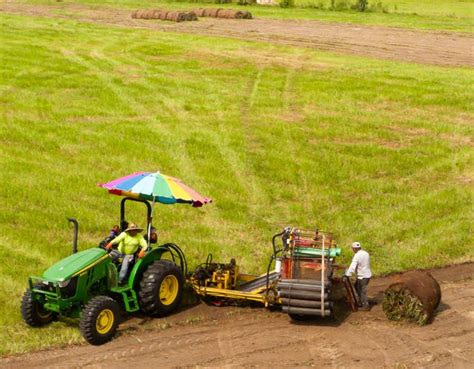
[21,197,187,345]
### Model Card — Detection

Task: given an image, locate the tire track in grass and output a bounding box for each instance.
[59,48,147,118]
[186,68,267,224]
[58,44,188,167]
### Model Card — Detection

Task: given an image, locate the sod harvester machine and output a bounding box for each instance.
[190,226,348,320]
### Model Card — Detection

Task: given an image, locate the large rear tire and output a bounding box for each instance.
[80,296,120,345]
[139,260,184,317]
[21,288,55,327]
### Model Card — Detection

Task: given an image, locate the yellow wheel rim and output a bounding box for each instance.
[159,275,179,306]
[96,309,114,334]
[36,304,52,319]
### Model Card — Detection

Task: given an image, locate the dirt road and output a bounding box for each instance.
[1,3,473,67]
[2,263,473,368]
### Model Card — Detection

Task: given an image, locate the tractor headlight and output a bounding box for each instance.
[58,279,71,288]
[58,277,78,298]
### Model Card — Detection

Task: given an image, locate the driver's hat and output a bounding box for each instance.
[124,223,142,232]
[351,242,361,249]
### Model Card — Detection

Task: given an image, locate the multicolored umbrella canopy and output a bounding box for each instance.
[99,172,211,207]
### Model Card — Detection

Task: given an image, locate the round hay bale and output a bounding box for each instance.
[176,12,188,22]
[203,8,218,17]
[150,9,162,19]
[234,11,245,19]
[134,9,146,19]
[185,12,198,21]
[144,9,156,19]
[191,8,205,17]
[207,8,222,18]
[215,9,227,18]
[166,11,187,23]
[166,11,178,21]
[158,11,169,20]
[241,11,253,19]
[218,9,244,19]
[382,270,441,325]
[216,9,230,18]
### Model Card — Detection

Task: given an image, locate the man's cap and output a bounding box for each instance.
[124,223,142,232]
[351,241,361,248]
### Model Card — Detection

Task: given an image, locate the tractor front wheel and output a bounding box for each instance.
[80,296,120,345]
[139,260,184,317]
[21,289,55,327]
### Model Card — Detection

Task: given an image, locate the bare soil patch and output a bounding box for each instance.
[2,263,473,368]
[1,3,473,67]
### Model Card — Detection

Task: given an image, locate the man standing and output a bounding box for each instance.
[345,241,372,311]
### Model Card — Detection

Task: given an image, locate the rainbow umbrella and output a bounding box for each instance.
[99,171,211,207]
[99,171,211,249]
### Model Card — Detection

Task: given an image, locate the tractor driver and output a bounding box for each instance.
[106,223,147,284]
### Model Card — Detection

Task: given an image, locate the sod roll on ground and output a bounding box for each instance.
[383,270,442,325]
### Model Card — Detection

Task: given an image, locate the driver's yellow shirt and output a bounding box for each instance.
[111,232,147,255]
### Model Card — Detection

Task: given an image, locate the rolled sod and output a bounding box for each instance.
[383,270,441,325]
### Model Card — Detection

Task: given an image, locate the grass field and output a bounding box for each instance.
[40,0,474,32]
[0,5,473,355]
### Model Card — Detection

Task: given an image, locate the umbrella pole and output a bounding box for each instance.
[147,197,156,251]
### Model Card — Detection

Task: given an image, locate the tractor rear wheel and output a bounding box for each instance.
[80,296,120,345]
[21,288,55,327]
[139,259,184,317]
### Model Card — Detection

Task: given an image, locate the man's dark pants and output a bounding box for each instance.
[355,278,370,307]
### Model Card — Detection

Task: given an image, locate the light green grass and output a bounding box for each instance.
[0,13,473,355]
[27,0,474,32]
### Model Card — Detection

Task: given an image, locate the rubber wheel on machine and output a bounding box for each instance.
[21,288,56,327]
[80,296,120,345]
[139,259,184,317]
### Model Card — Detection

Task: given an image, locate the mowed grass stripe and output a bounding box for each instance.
[0,13,473,353]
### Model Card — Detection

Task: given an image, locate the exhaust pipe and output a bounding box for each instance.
[67,218,79,254]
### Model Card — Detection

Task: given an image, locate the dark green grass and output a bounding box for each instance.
[0,13,472,354]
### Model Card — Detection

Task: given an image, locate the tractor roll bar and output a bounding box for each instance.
[120,197,152,229]
[67,217,79,254]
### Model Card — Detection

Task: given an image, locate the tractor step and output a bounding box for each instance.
[111,286,140,312]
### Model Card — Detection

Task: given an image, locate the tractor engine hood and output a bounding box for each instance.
[42,248,108,282]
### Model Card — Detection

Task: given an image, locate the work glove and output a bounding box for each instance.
[105,242,113,250]
[138,249,146,259]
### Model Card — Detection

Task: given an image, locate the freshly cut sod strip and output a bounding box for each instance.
[0,12,472,354]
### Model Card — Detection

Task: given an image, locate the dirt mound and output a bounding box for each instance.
[383,270,441,325]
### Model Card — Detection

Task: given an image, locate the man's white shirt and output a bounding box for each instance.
[346,250,372,279]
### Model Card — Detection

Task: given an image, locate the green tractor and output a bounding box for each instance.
[21,197,187,345]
